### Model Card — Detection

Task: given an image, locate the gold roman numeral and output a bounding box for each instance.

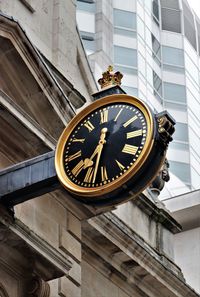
[123,115,138,128]
[84,121,95,132]
[84,167,94,183]
[72,138,85,143]
[126,129,143,139]
[72,160,84,176]
[66,150,81,162]
[114,108,123,122]
[101,166,108,181]
[100,109,108,124]
[115,159,125,170]
[122,144,138,155]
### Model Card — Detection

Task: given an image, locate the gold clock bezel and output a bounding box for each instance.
[55,94,154,198]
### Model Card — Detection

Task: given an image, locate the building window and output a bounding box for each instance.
[153,71,162,102]
[173,122,189,142]
[195,18,200,56]
[114,9,136,30]
[114,46,137,68]
[80,31,95,54]
[152,0,160,25]
[162,46,184,66]
[77,0,95,12]
[162,46,184,73]
[170,142,189,151]
[152,34,161,66]
[169,161,191,185]
[182,1,197,50]
[114,9,136,38]
[163,82,186,104]
[122,86,138,96]
[160,0,181,33]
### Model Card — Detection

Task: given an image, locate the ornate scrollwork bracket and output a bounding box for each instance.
[149,111,175,198]
[156,110,176,149]
[150,158,170,197]
[28,277,50,297]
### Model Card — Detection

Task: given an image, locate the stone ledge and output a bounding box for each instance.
[134,192,182,234]
[84,212,200,297]
[0,205,72,281]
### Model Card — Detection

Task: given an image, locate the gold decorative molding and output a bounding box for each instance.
[98,66,123,89]
[156,112,175,148]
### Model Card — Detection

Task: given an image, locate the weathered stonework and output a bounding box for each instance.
[0,1,199,297]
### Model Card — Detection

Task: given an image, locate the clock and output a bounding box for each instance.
[55,94,173,206]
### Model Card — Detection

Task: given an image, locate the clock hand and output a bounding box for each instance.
[92,128,107,183]
[83,145,99,169]
[83,128,108,169]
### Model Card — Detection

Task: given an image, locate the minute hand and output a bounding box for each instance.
[92,128,107,183]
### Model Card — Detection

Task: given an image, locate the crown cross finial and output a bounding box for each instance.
[98,65,123,89]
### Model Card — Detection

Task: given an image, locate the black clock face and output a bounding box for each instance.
[63,102,148,188]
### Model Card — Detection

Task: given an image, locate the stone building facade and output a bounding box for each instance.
[0,1,199,297]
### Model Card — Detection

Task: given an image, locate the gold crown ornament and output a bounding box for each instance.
[98,66,123,89]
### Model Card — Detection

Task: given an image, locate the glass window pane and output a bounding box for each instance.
[163,82,186,103]
[169,161,190,184]
[77,0,95,12]
[163,64,185,73]
[114,9,136,30]
[115,65,137,75]
[183,1,197,50]
[153,71,162,97]
[82,39,95,53]
[173,122,188,142]
[114,28,136,38]
[114,46,137,67]
[122,86,138,96]
[160,0,179,9]
[153,0,159,20]
[164,101,187,111]
[162,46,184,66]
[170,142,189,150]
[152,34,161,65]
[161,8,181,33]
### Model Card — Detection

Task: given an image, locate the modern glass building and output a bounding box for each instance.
[76,0,200,194]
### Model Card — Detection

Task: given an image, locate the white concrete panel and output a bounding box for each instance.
[161,32,183,49]
[163,189,200,212]
[146,93,163,112]
[162,72,185,85]
[167,148,190,163]
[184,39,198,65]
[76,11,95,33]
[114,35,137,49]
[138,79,146,96]
[113,0,136,12]
[152,61,162,78]
[152,21,160,42]
[137,2,144,20]
[166,108,187,123]
[174,228,200,294]
[138,40,146,58]
[122,74,137,87]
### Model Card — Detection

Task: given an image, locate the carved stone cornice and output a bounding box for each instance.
[83,212,199,297]
[28,277,50,297]
[0,205,72,281]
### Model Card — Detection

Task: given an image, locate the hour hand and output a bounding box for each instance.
[83,158,94,169]
[83,144,99,169]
